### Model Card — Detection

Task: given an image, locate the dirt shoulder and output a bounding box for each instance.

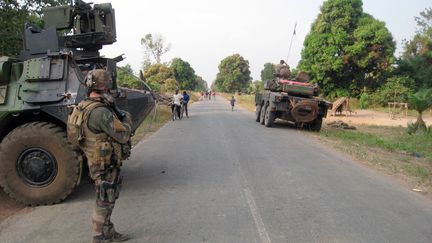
[326,109,432,127]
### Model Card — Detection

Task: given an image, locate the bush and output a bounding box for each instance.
[371,76,414,106]
[359,93,370,109]
[407,123,431,135]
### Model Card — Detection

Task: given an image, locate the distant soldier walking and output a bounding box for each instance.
[68,69,132,243]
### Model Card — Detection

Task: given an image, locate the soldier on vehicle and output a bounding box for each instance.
[275,59,291,79]
[68,69,132,243]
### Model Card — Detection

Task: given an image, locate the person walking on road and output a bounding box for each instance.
[230,96,236,111]
[172,90,183,120]
[182,91,190,118]
[68,69,132,243]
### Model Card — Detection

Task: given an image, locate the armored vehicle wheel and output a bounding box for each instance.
[309,116,323,132]
[264,106,275,127]
[255,105,262,122]
[260,104,267,125]
[0,122,80,206]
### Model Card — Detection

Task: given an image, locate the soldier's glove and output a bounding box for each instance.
[121,142,131,160]
[123,111,132,125]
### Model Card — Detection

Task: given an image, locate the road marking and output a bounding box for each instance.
[243,187,272,243]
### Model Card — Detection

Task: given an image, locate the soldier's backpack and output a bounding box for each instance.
[67,101,105,148]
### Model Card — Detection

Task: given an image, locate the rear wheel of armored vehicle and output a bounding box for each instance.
[264,106,276,127]
[255,105,262,122]
[260,104,267,125]
[309,116,323,132]
[0,122,80,206]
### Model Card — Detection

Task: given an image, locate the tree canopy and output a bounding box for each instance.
[299,0,395,97]
[141,33,171,66]
[215,54,252,93]
[0,0,68,56]
[143,64,178,92]
[397,8,432,90]
[117,64,143,89]
[260,63,275,81]
[194,75,208,92]
[170,58,196,90]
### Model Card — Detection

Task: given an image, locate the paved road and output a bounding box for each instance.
[1,96,432,243]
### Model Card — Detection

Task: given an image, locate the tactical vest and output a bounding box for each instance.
[69,99,123,167]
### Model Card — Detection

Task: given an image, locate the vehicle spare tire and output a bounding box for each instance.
[0,122,80,206]
[291,100,319,123]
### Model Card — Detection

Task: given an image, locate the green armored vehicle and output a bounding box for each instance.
[255,72,331,131]
[0,1,155,205]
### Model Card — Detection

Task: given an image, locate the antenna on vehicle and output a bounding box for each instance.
[286,22,297,65]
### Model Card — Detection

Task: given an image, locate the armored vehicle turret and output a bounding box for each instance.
[0,1,155,205]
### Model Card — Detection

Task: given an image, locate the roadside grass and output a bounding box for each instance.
[131,105,171,145]
[132,92,200,145]
[315,125,432,193]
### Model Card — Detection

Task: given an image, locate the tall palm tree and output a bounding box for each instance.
[409,89,432,132]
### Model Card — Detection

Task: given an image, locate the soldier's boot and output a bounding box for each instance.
[108,231,130,242]
[104,224,130,242]
[92,234,109,243]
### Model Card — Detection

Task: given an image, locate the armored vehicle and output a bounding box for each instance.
[0,1,155,205]
[255,72,331,131]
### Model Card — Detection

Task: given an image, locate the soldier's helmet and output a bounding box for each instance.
[85,69,113,92]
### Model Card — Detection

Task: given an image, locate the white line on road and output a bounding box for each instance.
[243,187,272,243]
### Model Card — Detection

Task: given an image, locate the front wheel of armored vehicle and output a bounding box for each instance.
[309,116,323,132]
[255,104,262,122]
[0,122,80,206]
[264,106,275,127]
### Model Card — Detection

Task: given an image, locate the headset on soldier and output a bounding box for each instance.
[85,69,127,120]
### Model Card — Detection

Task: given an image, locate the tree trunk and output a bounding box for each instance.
[415,112,427,132]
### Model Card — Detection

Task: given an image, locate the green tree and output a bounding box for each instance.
[141,33,171,65]
[0,0,67,56]
[170,58,196,90]
[372,75,414,106]
[143,64,178,92]
[260,63,275,81]
[247,80,264,94]
[117,64,143,89]
[409,89,432,132]
[299,0,395,97]
[194,75,208,92]
[215,54,252,93]
[398,8,432,90]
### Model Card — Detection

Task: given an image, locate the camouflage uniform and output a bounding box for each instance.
[77,70,132,243]
[275,60,291,79]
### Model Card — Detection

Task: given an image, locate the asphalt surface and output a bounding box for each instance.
[1,96,432,243]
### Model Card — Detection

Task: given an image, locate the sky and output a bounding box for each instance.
[91,0,431,87]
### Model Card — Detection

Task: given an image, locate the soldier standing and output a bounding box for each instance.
[69,69,132,243]
[275,59,291,79]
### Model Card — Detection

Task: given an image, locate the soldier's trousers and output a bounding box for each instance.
[89,163,120,237]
